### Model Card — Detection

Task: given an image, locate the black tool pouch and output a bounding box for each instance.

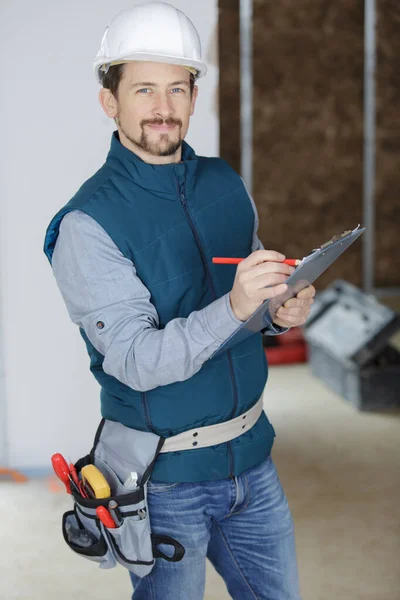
[61,419,185,577]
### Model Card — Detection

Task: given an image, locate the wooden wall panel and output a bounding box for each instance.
[252,0,364,288]
[218,0,241,173]
[218,1,399,289]
[375,0,400,287]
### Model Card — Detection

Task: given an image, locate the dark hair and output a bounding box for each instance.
[99,64,196,98]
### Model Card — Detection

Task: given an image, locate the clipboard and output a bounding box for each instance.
[209,225,365,359]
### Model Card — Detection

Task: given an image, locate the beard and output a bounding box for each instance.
[117,114,183,157]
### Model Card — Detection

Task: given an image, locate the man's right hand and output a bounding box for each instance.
[229,250,295,322]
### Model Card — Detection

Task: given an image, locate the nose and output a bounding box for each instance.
[153,91,174,120]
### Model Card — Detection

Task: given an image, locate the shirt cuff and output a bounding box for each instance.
[261,307,289,335]
[202,293,242,343]
[262,322,290,336]
[203,293,289,341]
[225,292,244,326]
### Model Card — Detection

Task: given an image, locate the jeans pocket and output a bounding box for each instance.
[62,510,116,568]
[147,481,180,493]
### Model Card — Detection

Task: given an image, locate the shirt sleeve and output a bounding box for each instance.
[51,210,242,393]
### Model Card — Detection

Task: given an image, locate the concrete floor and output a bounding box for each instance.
[1,364,399,600]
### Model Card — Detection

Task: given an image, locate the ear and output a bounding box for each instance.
[190,85,199,116]
[99,87,118,119]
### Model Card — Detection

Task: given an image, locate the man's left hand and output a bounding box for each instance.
[273,285,316,328]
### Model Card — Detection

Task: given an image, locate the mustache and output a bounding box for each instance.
[141,118,182,128]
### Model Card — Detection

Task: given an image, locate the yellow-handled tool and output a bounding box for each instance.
[81,465,111,499]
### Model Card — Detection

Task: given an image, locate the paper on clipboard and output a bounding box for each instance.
[209,225,365,359]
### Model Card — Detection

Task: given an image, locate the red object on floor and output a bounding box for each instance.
[265,344,308,365]
[276,327,305,346]
[264,327,308,365]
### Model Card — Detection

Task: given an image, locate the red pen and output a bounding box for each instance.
[212,257,300,266]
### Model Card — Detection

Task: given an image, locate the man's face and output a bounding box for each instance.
[104,61,198,160]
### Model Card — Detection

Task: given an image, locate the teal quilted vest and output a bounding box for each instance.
[44,132,275,482]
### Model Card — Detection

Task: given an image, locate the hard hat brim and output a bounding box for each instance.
[94,52,207,83]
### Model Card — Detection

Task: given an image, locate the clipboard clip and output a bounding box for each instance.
[312,224,361,252]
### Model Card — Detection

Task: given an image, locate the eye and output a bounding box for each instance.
[137,88,151,94]
[171,88,184,93]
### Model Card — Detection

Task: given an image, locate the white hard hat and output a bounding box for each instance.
[93,2,207,83]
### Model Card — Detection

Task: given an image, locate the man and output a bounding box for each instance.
[44,3,314,598]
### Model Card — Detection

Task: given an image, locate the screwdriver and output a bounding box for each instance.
[69,462,80,489]
[96,506,117,529]
[51,453,80,495]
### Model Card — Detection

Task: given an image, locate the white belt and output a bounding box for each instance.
[160,396,264,453]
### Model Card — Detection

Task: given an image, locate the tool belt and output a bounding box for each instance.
[160,395,264,452]
[59,397,263,578]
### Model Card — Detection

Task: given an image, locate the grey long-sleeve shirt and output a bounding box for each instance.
[51,193,285,392]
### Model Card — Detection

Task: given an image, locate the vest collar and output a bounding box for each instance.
[105,131,198,199]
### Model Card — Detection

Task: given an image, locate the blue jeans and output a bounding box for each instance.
[130,455,301,599]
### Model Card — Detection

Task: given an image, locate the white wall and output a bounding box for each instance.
[0,0,219,470]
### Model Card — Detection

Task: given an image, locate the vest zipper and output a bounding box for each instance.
[178,179,238,477]
[141,392,154,432]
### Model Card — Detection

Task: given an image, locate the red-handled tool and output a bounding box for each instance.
[51,453,72,494]
[69,461,88,497]
[69,462,79,486]
[96,506,117,529]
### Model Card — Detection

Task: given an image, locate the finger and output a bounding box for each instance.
[261,283,288,299]
[251,261,295,280]
[277,304,312,321]
[255,273,289,291]
[277,307,306,319]
[244,249,286,268]
[275,312,308,326]
[283,297,314,309]
[296,285,316,299]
